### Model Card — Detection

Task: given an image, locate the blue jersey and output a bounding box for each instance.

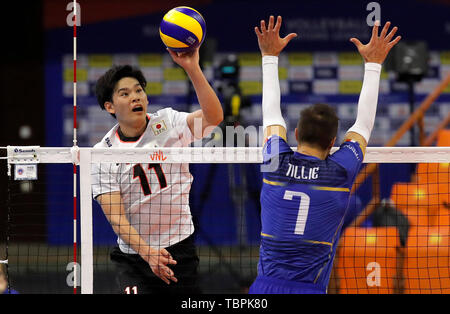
[257,135,363,292]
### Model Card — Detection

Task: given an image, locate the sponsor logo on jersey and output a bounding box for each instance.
[344,140,361,161]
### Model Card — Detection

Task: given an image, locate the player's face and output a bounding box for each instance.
[107,77,149,125]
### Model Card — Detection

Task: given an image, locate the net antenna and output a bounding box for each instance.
[72,0,79,295]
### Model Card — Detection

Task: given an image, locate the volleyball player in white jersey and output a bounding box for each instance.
[92,47,223,294]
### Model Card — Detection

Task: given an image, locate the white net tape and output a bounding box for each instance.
[6,146,450,165]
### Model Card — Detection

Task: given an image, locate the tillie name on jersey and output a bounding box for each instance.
[286,163,319,180]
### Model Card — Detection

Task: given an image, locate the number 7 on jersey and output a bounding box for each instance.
[283,190,310,235]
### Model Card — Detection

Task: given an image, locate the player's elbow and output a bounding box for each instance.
[214,114,224,126]
[208,111,224,127]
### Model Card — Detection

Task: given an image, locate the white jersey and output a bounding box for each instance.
[91,108,195,253]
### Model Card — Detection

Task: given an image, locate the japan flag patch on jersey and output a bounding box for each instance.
[151,120,168,136]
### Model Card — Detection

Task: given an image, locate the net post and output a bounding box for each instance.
[79,148,93,294]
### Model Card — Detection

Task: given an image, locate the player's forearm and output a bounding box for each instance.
[109,217,154,256]
[262,55,286,130]
[347,62,382,142]
[98,193,156,258]
[186,65,223,126]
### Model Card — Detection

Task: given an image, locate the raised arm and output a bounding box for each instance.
[97,192,178,285]
[345,21,401,155]
[167,48,223,139]
[255,15,297,141]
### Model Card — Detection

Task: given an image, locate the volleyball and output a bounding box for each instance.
[159,6,206,52]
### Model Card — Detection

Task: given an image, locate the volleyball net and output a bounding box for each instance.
[1,146,449,294]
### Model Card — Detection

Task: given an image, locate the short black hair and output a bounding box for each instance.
[296,103,339,150]
[95,65,147,118]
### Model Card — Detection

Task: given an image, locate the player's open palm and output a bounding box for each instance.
[146,248,178,285]
[350,21,401,64]
[255,15,297,57]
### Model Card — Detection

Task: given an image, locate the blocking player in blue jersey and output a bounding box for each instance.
[249,16,401,294]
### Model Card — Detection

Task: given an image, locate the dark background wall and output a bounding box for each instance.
[0,1,45,250]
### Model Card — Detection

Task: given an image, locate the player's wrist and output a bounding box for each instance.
[184,64,205,84]
[364,62,382,72]
[262,55,279,64]
[137,244,157,258]
[183,62,202,75]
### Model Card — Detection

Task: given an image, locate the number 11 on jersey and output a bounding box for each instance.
[133,163,167,196]
[283,190,310,235]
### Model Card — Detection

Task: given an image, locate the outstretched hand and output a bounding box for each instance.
[350,21,401,64]
[255,15,297,57]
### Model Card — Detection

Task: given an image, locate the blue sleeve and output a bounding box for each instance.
[329,140,363,185]
[342,194,363,230]
[263,135,293,163]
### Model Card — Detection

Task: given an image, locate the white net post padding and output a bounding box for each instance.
[79,148,93,294]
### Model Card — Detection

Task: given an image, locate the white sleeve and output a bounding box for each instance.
[91,162,121,200]
[262,56,287,131]
[346,62,382,143]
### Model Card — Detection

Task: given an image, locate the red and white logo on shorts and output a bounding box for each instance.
[124,286,138,294]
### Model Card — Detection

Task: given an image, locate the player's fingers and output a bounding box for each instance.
[190,47,200,55]
[166,268,178,283]
[371,20,380,38]
[160,275,170,285]
[380,21,391,38]
[268,15,274,30]
[164,266,175,277]
[161,274,177,284]
[388,35,402,48]
[155,255,170,266]
[155,265,175,284]
[179,50,193,58]
[154,267,170,284]
[283,33,298,44]
[255,26,263,37]
[260,19,267,32]
[384,26,398,42]
[166,48,178,59]
[349,38,363,50]
[274,15,282,33]
[161,249,177,264]
[164,267,178,283]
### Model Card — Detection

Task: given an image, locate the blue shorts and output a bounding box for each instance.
[248,275,326,294]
